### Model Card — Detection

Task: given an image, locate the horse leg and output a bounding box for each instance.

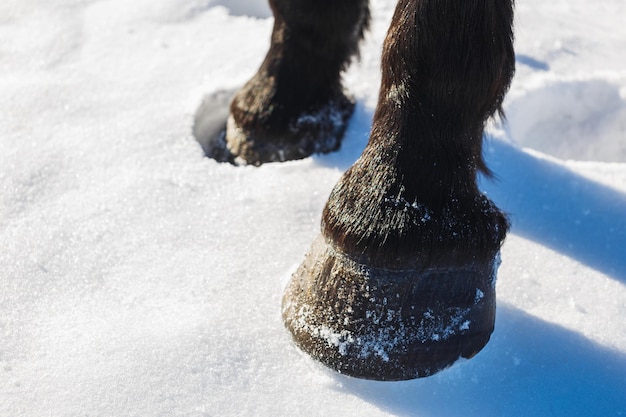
[282,0,515,380]
[208,0,370,165]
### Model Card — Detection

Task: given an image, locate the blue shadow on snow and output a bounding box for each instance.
[338,304,626,417]
[480,138,626,284]
[516,54,550,71]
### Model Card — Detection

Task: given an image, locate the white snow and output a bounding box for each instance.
[1,0,625,416]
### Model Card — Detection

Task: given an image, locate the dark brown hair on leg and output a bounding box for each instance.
[282,0,515,380]
[206,0,370,165]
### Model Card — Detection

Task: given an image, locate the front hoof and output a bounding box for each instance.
[282,236,500,381]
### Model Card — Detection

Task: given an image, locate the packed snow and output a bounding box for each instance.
[1,0,625,416]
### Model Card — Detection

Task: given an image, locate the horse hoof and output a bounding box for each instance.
[194,91,354,166]
[282,235,500,381]
[224,94,355,166]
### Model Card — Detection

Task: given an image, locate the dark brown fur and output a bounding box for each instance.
[231,0,370,127]
[211,0,518,380]
[280,0,515,380]
[223,0,370,164]
[322,0,515,269]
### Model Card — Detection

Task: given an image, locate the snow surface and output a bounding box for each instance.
[1,0,625,416]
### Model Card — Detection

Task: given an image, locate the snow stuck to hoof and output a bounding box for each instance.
[282,236,500,381]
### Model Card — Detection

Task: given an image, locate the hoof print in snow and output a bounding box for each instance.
[282,236,501,381]
[193,89,238,164]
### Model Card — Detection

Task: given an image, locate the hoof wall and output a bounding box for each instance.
[282,236,500,381]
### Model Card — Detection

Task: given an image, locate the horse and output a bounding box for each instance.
[201,0,515,380]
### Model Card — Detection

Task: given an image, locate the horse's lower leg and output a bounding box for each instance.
[212,0,370,165]
[282,0,515,380]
